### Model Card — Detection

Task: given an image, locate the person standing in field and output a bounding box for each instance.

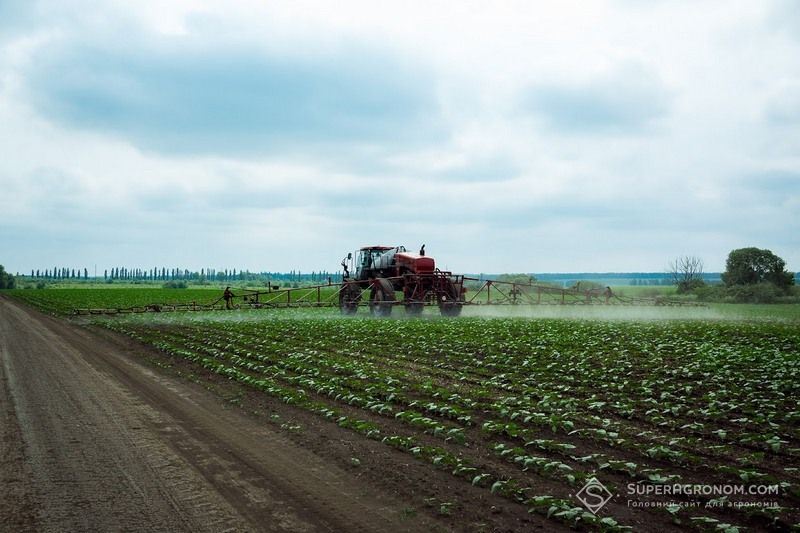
[223,286,234,309]
[604,286,613,304]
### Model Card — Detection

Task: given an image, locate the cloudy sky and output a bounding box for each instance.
[1,0,798,275]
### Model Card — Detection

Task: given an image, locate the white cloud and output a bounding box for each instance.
[1,0,799,274]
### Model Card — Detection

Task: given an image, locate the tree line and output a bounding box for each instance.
[670,247,796,303]
[23,267,337,284]
[29,267,90,280]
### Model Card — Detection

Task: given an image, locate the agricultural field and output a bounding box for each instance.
[7,288,800,531]
[7,286,343,314]
[7,288,226,314]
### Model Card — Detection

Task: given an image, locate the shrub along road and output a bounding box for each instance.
[0,295,436,532]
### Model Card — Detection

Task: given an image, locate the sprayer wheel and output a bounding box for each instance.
[339,283,360,315]
[369,278,395,317]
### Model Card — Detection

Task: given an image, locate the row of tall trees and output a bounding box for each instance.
[24,267,336,284]
[30,268,90,280]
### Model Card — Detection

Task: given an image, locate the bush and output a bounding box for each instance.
[676,279,706,294]
[693,284,724,302]
[696,282,787,303]
[162,280,188,289]
[726,282,784,303]
[692,282,788,304]
[0,264,15,289]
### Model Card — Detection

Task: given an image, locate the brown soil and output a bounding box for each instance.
[2,295,795,532]
[0,296,445,532]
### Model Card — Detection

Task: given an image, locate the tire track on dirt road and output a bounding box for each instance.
[0,296,433,532]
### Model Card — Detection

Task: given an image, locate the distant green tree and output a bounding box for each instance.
[721,247,794,289]
[0,265,16,289]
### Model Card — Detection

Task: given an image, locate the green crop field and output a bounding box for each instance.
[7,288,225,314]
[6,288,800,530]
[7,286,345,314]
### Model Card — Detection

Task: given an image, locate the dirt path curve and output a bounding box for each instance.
[0,296,433,532]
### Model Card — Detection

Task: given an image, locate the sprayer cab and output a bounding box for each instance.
[343,245,435,281]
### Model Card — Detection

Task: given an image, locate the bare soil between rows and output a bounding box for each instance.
[2,295,795,532]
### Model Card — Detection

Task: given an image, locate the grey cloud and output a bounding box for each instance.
[522,65,671,135]
[22,167,89,219]
[730,171,800,206]
[23,35,447,157]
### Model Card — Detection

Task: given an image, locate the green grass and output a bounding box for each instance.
[7,285,345,315]
[7,288,224,314]
[609,285,677,298]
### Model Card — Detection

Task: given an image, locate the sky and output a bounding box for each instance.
[1,0,799,275]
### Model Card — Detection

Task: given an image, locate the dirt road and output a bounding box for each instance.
[0,296,433,532]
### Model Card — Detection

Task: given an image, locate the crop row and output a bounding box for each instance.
[93,311,800,531]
